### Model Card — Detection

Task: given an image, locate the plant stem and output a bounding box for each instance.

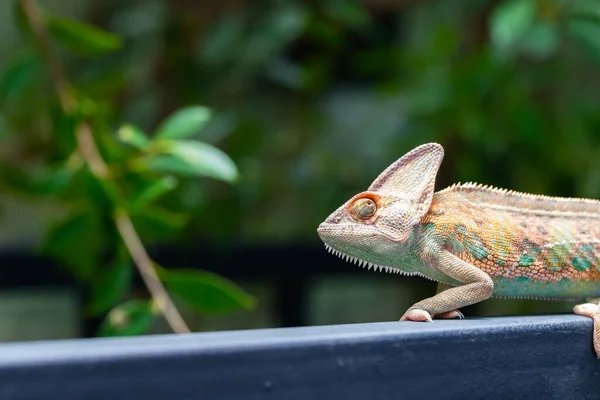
[19,0,191,334]
[114,210,190,333]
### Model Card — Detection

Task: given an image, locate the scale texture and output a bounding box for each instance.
[317,143,600,357]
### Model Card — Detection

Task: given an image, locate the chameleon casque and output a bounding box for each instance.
[317,143,600,357]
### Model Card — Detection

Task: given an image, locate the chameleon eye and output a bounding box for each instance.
[350,198,377,220]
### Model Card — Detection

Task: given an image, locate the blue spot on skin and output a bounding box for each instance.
[518,254,535,267]
[466,233,487,260]
[572,256,591,271]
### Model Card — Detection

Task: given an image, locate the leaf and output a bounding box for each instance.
[51,106,79,157]
[98,300,155,337]
[47,17,123,56]
[0,163,75,198]
[240,4,307,68]
[130,207,188,240]
[521,21,560,59]
[161,269,256,313]
[130,176,178,209]
[567,0,600,21]
[35,166,74,196]
[41,209,104,279]
[490,0,537,56]
[145,140,239,183]
[88,251,133,315]
[155,106,213,140]
[117,124,150,150]
[0,52,40,105]
[0,163,41,195]
[324,0,369,27]
[201,14,246,67]
[265,3,308,41]
[568,18,600,64]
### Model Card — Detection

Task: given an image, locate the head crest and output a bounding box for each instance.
[368,143,444,220]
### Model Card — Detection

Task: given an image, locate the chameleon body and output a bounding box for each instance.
[317,143,600,357]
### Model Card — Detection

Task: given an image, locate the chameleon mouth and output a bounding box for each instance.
[323,243,415,276]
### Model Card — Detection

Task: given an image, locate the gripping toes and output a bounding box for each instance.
[434,310,464,320]
[400,309,464,323]
[400,309,433,322]
[573,302,600,358]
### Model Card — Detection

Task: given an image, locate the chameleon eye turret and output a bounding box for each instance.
[350,198,377,220]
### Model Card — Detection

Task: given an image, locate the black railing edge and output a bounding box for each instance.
[0,315,597,400]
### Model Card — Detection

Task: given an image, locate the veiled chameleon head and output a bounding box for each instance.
[317,143,444,274]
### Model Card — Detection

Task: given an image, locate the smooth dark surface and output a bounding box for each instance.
[0,315,598,399]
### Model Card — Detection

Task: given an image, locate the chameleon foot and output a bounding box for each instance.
[400,309,433,322]
[433,310,464,320]
[573,302,600,358]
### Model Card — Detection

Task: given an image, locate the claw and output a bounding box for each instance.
[434,310,464,320]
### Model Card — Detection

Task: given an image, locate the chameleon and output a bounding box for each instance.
[317,142,600,357]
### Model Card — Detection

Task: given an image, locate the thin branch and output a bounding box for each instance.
[19,0,76,113]
[76,124,109,179]
[19,0,191,334]
[115,211,190,333]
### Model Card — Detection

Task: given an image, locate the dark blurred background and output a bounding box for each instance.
[0,0,599,341]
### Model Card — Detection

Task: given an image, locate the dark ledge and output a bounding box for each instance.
[0,315,598,400]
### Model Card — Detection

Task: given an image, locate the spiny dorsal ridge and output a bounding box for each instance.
[437,182,600,214]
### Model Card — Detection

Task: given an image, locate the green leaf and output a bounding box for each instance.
[41,209,104,279]
[47,17,123,56]
[161,269,256,313]
[155,106,213,139]
[239,4,307,68]
[201,14,246,67]
[567,0,600,21]
[88,251,133,315]
[0,163,74,198]
[0,163,42,195]
[130,207,188,240]
[265,3,308,41]
[146,141,239,183]
[0,52,40,105]
[568,18,600,64]
[51,106,79,157]
[34,165,75,196]
[130,176,178,209]
[0,162,75,197]
[324,0,369,27]
[117,124,150,150]
[98,300,155,337]
[521,21,560,59]
[490,0,537,55]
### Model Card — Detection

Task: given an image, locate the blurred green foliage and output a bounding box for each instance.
[2,0,600,329]
[0,0,256,336]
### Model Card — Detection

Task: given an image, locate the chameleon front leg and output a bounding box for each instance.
[573,300,600,358]
[432,283,464,320]
[400,250,493,322]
